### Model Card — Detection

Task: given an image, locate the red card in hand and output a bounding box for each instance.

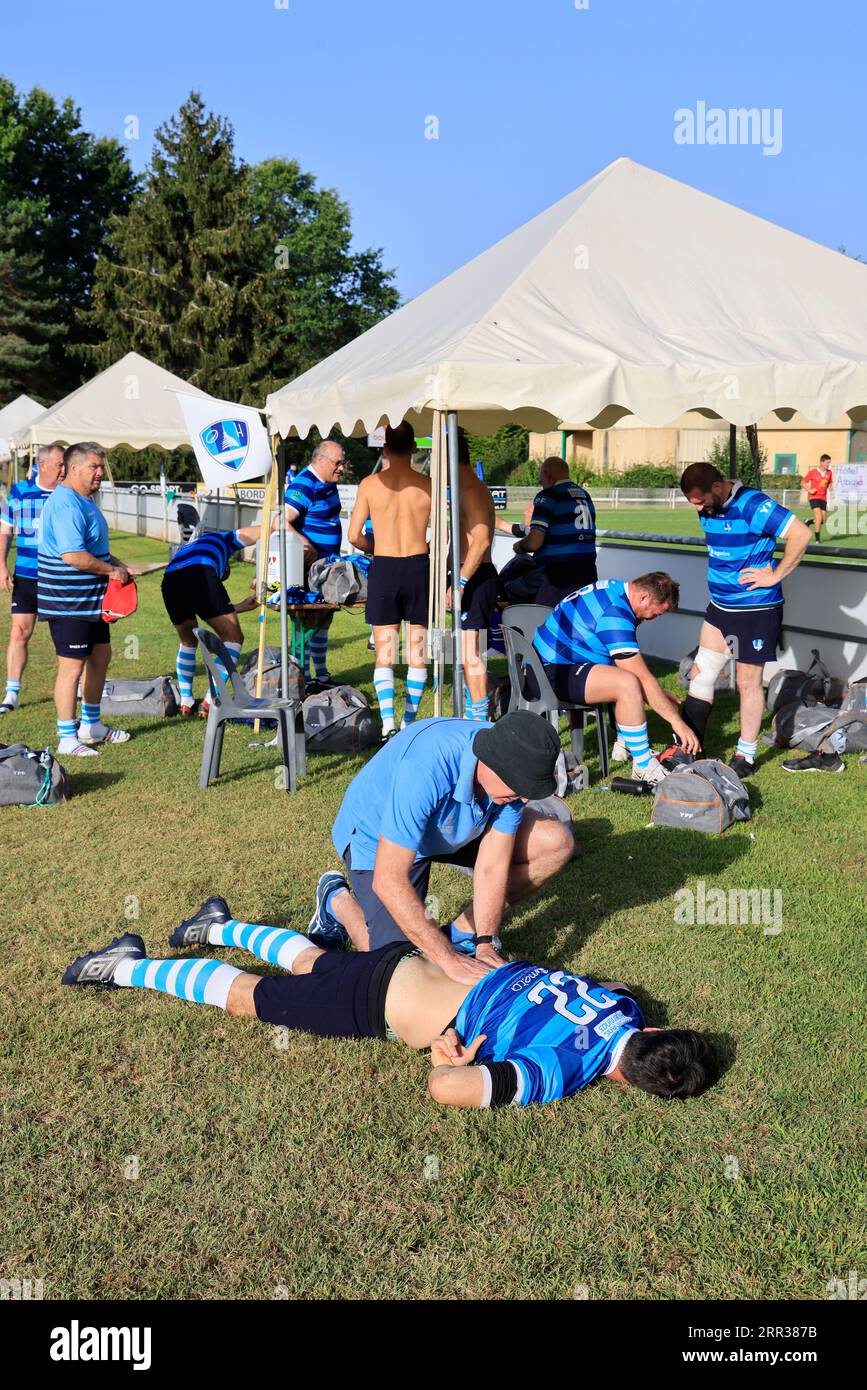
[102,576,138,622]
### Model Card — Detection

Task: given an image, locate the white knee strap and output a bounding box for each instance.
[688,645,729,701]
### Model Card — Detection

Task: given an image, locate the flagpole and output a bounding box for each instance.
[275,437,289,700]
[252,439,279,733]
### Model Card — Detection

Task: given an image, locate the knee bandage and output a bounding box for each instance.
[688,645,729,702]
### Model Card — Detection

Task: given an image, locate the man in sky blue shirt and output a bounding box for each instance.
[0,443,64,713]
[312,711,573,984]
[39,442,139,757]
[283,438,346,690]
[679,463,811,777]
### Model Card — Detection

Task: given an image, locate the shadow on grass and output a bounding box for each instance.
[500,824,750,959]
[67,771,125,796]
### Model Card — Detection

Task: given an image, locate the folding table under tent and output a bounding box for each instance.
[266,156,867,713]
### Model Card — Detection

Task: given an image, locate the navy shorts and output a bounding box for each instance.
[366,554,430,627]
[10,575,38,615]
[162,565,234,626]
[253,940,417,1038]
[47,617,111,659]
[705,601,783,666]
[341,838,482,950]
[536,558,598,611]
[459,562,499,632]
[525,660,594,706]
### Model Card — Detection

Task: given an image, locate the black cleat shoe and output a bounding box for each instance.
[169,896,231,948]
[782,751,845,773]
[728,754,756,778]
[62,933,145,990]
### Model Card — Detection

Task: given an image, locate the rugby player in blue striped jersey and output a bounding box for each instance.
[532,573,700,784]
[283,439,346,690]
[679,463,811,777]
[161,522,272,714]
[63,899,719,1109]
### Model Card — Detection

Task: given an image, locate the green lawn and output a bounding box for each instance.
[1,531,865,1300]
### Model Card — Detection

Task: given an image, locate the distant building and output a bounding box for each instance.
[529,410,867,477]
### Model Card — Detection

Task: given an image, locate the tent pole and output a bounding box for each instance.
[252,440,279,733]
[276,439,289,700]
[446,410,463,716]
[728,423,737,480]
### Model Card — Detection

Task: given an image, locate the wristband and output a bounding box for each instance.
[459,575,468,588]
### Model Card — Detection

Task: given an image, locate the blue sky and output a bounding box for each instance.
[4,0,865,299]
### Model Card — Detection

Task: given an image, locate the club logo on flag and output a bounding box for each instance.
[200,419,249,471]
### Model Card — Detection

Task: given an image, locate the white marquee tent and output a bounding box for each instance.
[266,157,867,439]
[266,156,867,707]
[0,394,45,462]
[10,352,211,452]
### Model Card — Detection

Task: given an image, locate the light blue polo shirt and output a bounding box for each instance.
[332,717,525,870]
[38,483,110,620]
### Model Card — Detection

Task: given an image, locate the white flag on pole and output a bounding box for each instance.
[173,391,272,488]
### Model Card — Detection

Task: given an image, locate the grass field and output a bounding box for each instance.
[1,531,865,1301]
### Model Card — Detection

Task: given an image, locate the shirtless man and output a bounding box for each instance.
[349,421,431,738]
[62,897,719,1109]
[446,431,499,720]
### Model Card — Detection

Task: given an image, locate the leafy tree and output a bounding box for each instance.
[0,203,58,400]
[248,157,398,389]
[707,431,767,490]
[466,424,530,484]
[84,93,279,403]
[0,78,136,398]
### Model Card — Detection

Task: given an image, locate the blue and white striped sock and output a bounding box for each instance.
[176,644,196,702]
[736,737,758,761]
[3,678,21,706]
[81,701,101,725]
[374,665,395,733]
[215,640,242,688]
[309,626,330,680]
[464,694,489,722]
[402,666,427,725]
[617,722,654,769]
[112,956,241,1009]
[57,717,78,743]
[207,918,313,971]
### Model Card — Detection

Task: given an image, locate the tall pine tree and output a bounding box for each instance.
[0,204,59,401]
[84,93,278,403]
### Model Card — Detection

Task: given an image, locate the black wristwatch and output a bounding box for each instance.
[475,934,503,952]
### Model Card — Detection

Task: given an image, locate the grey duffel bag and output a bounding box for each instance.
[0,743,69,806]
[100,677,181,718]
[308,557,367,605]
[765,648,845,713]
[240,646,306,705]
[302,685,379,752]
[652,758,751,834]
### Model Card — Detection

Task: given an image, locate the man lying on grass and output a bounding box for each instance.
[63,899,719,1108]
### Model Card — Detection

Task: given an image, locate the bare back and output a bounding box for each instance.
[384,954,473,1050]
[362,463,431,557]
[458,469,495,566]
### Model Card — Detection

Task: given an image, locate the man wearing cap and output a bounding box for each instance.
[306,710,573,982]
